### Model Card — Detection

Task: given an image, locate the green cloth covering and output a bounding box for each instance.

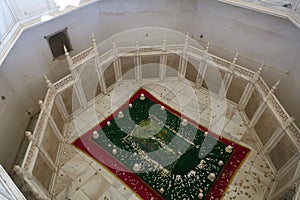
[91,96,232,199]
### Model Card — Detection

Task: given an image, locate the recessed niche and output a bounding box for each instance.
[45,28,73,60]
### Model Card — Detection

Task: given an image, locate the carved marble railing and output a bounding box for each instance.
[117,47,136,55]
[54,34,300,161]
[53,75,74,92]
[15,35,300,199]
[256,77,270,96]
[255,76,300,147]
[98,50,113,64]
[139,46,162,52]
[208,54,231,69]
[63,35,300,200]
[14,76,69,199]
[71,46,96,67]
[15,88,57,199]
[165,44,185,52]
[188,46,205,57]
[22,86,57,171]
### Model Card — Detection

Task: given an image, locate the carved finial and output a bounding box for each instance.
[258,62,265,74]
[185,33,189,41]
[43,73,48,81]
[233,52,239,64]
[38,99,43,105]
[92,32,96,45]
[205,42,210,52]
[265,80,280,100]
[63,45,69,55]
[13,165,22,175]
[184,33,189,48]
[112,40,117,49]
[25,131,32,137]
[163,35,166,45]
[25,131,36,143]
[14,165,20,171]
[162,35,167,51]
[38,99,43,109]
[13,165,27,179]
[271,80,281,92]
[135,41,140,53]
[43,74,53,88]
[63,45,73,68]
[229,52,239,70]
[252,62,264,83]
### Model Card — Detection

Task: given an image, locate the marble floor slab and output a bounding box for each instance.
[54,80,274,200]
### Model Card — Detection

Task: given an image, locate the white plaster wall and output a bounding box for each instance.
[1,0,300,171]
[96,0,197,45]
[0,1,16,39]
[0,3,99,172]
[9,0,49,19]
[194,0,300,126]
[0,71,29,171]
[0,0,198,171]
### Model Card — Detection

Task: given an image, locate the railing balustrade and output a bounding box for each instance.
[15,35,300,199]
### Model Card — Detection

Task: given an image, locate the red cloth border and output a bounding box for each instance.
[73,88,250,199]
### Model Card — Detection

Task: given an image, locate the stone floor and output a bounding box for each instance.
[54,80,274,200]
